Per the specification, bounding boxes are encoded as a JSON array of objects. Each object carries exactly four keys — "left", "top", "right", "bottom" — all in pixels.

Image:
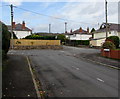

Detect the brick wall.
[{"left": 101, "top": 49, "right": 120, "bottom": 59}]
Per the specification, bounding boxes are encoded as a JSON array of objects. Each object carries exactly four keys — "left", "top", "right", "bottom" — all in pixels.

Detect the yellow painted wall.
[
  {"left": 11, "top": 39, "right": 61, "bottom": 46},
  {"left": 90, "top": 38, "right": 105, "bottom": 46},
  {"left": 90, "top": 40, "right": 97, "bottom": 46}
]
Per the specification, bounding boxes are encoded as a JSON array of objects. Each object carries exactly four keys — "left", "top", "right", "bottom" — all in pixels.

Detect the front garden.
[{"left": 101, "top": 36, "right": 120, "bottom": 60}]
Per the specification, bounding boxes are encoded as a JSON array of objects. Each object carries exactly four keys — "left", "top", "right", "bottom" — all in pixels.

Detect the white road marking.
[
  {"left": 76, "top": 68, "right": 80, "bottom": 70},
  {"left": 72, "top": 66, "right": 80, "bottom": 70},
  {"left": 97, "top": 78, "right": 104, "bottom": 82}
]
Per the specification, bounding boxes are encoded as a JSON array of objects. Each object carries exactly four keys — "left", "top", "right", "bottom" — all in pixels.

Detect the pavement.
[
  {"left": 63, "top": 46, "right": 120, "bottom": 69},
  {"left": 8, "top": 47, "right": 119, "bottom": 98},
  {"left": 2, "top": 55, "right": 37, "bottom": 98}
]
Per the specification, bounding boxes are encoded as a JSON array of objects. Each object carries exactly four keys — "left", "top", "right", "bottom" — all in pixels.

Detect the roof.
[
  {"left": 65, "top": 28, "right": 91, "bottom": 35},
  {"left": 7, "top": 23, "right": 32, "bottom": 31},
  {"left": 73, "top": 29, "right": 87, "bottom": 34},
  {"left": 94, "top": 23, "right": 120, "bottom": 33}
]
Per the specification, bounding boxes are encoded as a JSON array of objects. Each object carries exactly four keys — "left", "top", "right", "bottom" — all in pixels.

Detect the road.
[{"left": 8, "top": 46, "right": 119, "bottom": 97}]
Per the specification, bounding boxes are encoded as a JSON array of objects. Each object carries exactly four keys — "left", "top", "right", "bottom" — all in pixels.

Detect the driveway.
[{"left": 8, "top": 46, "right": 119, "bottom": 97}]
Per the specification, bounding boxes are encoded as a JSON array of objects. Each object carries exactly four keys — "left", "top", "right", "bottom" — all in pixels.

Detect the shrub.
[
  {"left": 106, "top": 36, "right": 119, "bottom": 48},
  {"left": 2, "top": 22, "right": 11, "bottom": 54},
  {"left": 102, "top": 41, "right": 116, "bottom": 49},
  {"left": 57, "top": 34, "right": 66, "bottom": 43}
]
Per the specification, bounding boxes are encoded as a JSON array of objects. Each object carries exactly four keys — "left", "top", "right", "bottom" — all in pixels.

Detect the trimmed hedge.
[
  {"left": 66, "top": 40, "right": 90, "bottom": 46},
  {"left": 25, "top": 34, "right": 56, "bottom": 40}
]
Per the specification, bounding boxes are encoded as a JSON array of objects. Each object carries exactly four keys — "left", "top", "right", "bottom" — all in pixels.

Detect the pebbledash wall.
[{"left": 10, "top": 39, "right": 61, "bottom": 49}]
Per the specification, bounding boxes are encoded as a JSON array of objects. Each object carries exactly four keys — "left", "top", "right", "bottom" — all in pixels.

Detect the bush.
[
  {"left": 106, "top": 36, "right": 119, "bottom": 48},
  {"left": 2, "top": 22, "right": 11, "bottom": 54},
  {"left": 102, "top": 41, "right": 116, "bottom": 49},
  {"left": 57, "top": 34, "right": 66, "bottom": 43}
]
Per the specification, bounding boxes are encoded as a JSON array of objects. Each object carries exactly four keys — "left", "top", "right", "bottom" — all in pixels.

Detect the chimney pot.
[
  {"left": 87, "top": 27, "right": 89, "bottom": 33},
  {"left": 22, "top": 21, "right": 26, "bottom": 29},
  {"left": 12, "top": 22, "right": 15, "bottom": 29},
  {"left": 79, "top": 27, "right": 82, "bottom": 32}
]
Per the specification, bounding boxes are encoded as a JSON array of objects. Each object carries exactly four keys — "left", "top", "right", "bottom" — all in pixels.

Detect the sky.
[{"left": 1, "top": 0, "right": 119, "bottom": 33}]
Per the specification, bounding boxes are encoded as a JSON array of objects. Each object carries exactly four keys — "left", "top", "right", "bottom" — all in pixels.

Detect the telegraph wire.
[
  {"left": 0, "top": 5, "right": 10, "bottom": 7},
  {"left": 13, "top": 6, "right": 99, "bottom": 26}
]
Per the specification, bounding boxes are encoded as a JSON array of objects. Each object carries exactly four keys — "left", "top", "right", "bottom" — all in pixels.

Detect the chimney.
[
  {"left": 79, "top": 27, "right": 82, "bottom": 32},
  {"left": 12, "top": 22, "right": 15, "bottom": 29},
  {"left": 87, "top": 27, "right": 89, "bottom": 33},
  {"left": 70, "top": 29, "right": 72, "bottom": 33},
  {"left": 22, "top": 21, "right": 26, "bottom": 29}
]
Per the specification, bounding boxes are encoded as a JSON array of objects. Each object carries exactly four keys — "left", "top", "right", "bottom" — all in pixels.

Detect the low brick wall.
[{"left": 101, "top": 49, "right": 120, "bottom": 59}]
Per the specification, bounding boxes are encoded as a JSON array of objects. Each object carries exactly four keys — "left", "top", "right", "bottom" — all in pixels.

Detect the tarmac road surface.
[{"left": 8, "top": 46, "right": 119, "bottom": 97}]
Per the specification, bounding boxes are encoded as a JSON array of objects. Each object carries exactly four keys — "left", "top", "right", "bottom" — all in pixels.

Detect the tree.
[
  {"left": 90, "top": 28, "right": 95, "bottom": 33},
  {"left": 13, "top": 32, "right": 18, "bottom": 39}
]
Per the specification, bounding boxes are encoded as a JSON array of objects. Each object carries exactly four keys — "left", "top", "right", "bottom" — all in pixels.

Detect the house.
[
  {"left": 7, "top": 21, "right": 32, "bottom": 39},
  {"left": 65, "top": 27, "right": 92, "bottom": 40},
  {"left": 90, "top": 23, "right": 120, "bottom": 47}
]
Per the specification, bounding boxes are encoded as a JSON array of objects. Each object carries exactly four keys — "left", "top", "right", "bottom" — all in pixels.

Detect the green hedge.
[
  {"left": 2, "top": 22, "right": 11, "bottom": 54},
  {"left": 25, "top": 34, "right": 56, "bottom": 40},
  {"left": 57, "top": 34, "right": 66, "bottom": 43},
  {"left": 66, "top": 40, "right": 90, "bottom": 46}
]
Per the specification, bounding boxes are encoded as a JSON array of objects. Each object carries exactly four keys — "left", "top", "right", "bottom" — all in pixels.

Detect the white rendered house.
[
  {"left": 65, "top": 27, "right": 92, "bottom": 40},
  {"left": 7, "top": 21, "right": 32, "bottom": 39},
  {"left": 90, "top": 23, "right": 120, "bottom": 46}
]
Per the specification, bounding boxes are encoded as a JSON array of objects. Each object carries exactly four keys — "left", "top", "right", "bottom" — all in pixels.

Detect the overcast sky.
[{"left": 1, "top": 0, "right": 119, "bottom": 33}]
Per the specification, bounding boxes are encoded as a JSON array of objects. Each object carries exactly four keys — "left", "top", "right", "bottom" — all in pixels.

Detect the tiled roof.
[
  {"left": 66, "top": 28, "right": 91, "bottom": 35},
  {"left": 7, "top": 23, "right": 31, "bottom": 31},
  {"left": 73, "top": 29, "right": 87, "bottom": 34},
  {"left": 94, "top": 23, "right": 120, "bottom": 33}
]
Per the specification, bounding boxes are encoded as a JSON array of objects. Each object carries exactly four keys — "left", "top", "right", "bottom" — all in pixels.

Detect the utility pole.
[
  {"left": 49, "top": 24, "right": 51, "bottom": 33},
  {"left": 105, "top": 0, "right": 108, "bottom": 38},
  {"left": 10, "top": 4, "right": 14, "bottom": 49},
  {"left": 65, "top": 22, "right": 67, "bottom": 33}
]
